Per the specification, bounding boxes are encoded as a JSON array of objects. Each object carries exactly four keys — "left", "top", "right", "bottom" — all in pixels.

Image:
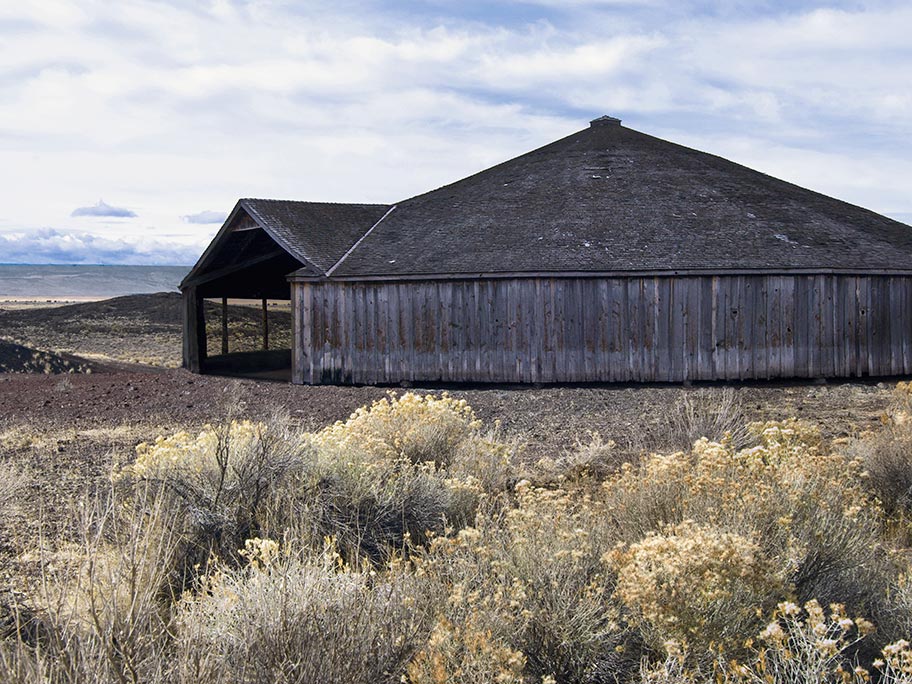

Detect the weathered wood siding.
[{"left": 291, "top": 275, "right": 912, "bottom": 384}]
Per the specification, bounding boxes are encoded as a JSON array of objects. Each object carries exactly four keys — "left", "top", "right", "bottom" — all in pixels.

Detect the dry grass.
[
  {"left": 2, "top": 389, "right": 912, "bottom": 683},
  {"left": 635, "top": 387, "right": 752, "bottom": 454},
  {"left": 176, "top": 545, "right": 436, "bottom": 684}
]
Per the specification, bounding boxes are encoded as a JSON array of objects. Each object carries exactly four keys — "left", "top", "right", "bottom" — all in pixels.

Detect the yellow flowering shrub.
[
  {"left": 238, "top": 537, "right": 282, "bottom": 570},
  {"left": 286, "top": 392, "right": 516, "bottom": 563},
  {"left": 118, "top": 418, "right": 306, "bottom": 584},
  {"left": 309, "top": 392, "right": 516, "bottom": 494},
  {"left": 877, "top": 638, "right": 912, "bottom": 683},
  {"left": 602, "top": 421, "right": 888, "bottom": 625},
  {"left": 406, "top": 614, "right": 526, "bottom": 684},
  {"left": 604, "top": 419, "right": 862, "bottom": 541},
  {"left": 607, "top": 520, "right": 785, "bottom": 658},
  {"left": 311, "top": 392, "right": 480, "bottom": 465},
  {"left": 416, "top": 481, "right": 634, "bottom": 683},
  {"left": 126, "top": 419, "right": 302, "bottom": 486}
]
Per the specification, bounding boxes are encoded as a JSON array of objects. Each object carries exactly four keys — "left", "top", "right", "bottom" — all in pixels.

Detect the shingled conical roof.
[{"left": 321, "top": 117, "right": 912, "bottom": 278}]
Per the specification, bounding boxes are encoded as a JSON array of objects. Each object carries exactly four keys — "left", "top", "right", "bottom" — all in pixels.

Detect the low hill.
[
  {"left": 0, "top": 293, "right": 291, "bottom": 368},
  {"left": 0, "top": 339, "right": 93, "bottom": 374}
]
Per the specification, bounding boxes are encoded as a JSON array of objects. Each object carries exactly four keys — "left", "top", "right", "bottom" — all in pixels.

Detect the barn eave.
[{"left": 286, "top": 266, "right": 912, "bottom": 284}]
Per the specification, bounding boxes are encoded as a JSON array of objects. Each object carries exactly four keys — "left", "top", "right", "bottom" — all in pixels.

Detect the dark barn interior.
[{"left": 181, "top": 214, "right": 301, "bottom": 378}]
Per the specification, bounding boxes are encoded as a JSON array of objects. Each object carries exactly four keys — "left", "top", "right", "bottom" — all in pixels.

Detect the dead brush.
[
  {"left": 635, "top": 387, "right": 752, "bottom": 454},
  {"left": 0, "top": 485, "right": 180, "bottom": 684},
  {"left": 175, "top": 543, "right": 438, "bottom": 684},
  {"left": 116, "top": 413, "right": 308, "bottom": 587}
]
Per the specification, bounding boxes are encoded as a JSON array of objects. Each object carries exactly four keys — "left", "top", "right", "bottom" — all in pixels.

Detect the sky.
[{"left": 1, "top": 0, "right": 910, "bottom": 265}]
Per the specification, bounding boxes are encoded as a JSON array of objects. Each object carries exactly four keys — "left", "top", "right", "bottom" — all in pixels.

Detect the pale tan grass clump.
[
  {"left": 176, "top": 541, "right": 436, "bottom": 684},
  {"left": 532, "top": 432, "right": 629, "bottom": 485},
  {"left": 0, "top": 487, "right": 179, "bottom": 683},
  {"left": 637, "top": 387, "right": 752, "bottom": 454}
]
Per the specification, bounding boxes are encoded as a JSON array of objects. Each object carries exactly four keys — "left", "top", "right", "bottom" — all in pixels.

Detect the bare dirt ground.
[{"left": 0, "top": 293, "right": 901, "bottom": 587}]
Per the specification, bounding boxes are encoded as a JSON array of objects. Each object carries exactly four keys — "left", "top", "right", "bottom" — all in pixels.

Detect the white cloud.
[
  {"left": 71, "top": 199, "right": 137, "bottom": 218},
  {"left": 0, "top": 228, "right": 201, "bottom": 265},
  {"left": 182, "top": 210, "right": 228, "bottom": 224}
]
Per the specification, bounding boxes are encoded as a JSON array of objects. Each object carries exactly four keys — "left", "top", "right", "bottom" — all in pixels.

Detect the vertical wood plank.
[
  {"left": 873, "top": 277, "right": 890, "bottom": 376},
  {"left": 779, "top": 277, "right": 795, "bottom": 378},
  {"left": 602, "top": 279, "right": 616, "bottom": 382},
  {"left": 792, "top": 277, "right": 807, "bottom": 378},
  {"left": 627, "top": 278, "right": 651, "bottom": 381},
  {"left": 714, "top": 276, "right": 728, "bottom": 379},
  {"left": 766, "top": 276, "right": 780, "bottom": 378},
  {"left": 900, "top": 276, "right": 912, "bottom": 375},
  {"left": 301, "top": 284, "right": 314, "bottom": 384},
  {"left": 524, "top": 280, "right": 536, "bottom": 383},
  {"left": 698, "top": 277, "right": 713, "bottom": 381},
  {"left": 641, "top": 278, "right": 655, "bottom": 382},
  {"left": 753, "top": 277, "right": 768, "bottom": 380},
  {"left": 666, "top": 278, "right": 680, "bottom": 382}
]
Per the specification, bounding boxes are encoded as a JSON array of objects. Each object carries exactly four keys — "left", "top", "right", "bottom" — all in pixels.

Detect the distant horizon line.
[{"left": 0, "top": 263, "right": 193, "bottom": 267}]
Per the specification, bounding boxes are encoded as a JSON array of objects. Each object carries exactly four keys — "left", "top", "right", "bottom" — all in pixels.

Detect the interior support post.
[
  {"left": 221, "top": 297, "right": 229, "bottom": 355},
  {"left": 196, "top": 291, "right": 208, "bottom": 367},
  {"left": 262, "top": 298, "right": 269, "bottom": 351}
]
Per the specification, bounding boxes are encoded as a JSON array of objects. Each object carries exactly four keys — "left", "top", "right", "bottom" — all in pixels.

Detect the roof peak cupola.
[{"left": 590, "top": 115, "right": 622, "bottom": 127}]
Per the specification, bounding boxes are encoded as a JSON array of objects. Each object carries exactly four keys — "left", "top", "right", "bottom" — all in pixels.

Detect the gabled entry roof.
[{"left": 181, "top": 199, "right": 390, "bottom": 287}]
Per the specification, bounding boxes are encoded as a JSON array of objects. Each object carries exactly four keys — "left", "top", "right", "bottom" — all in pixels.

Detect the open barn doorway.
[
  {"left": 199, "top": 297, "right": 292, "bottom": 381},
  {"left": 180, "top": 207, "right": 305, "bottom": 381}
]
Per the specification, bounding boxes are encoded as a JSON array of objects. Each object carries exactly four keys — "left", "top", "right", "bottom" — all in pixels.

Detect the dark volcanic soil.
[{"left": 0, "top": 368, "right": 894, "bottom": 448}]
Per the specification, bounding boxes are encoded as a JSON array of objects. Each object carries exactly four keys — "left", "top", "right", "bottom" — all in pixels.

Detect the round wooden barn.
[{"left": 180, "top": 116, "right": 912, "bottom": 385}]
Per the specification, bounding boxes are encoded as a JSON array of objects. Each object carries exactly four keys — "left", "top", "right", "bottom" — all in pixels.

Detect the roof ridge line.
[
  {"left": 242, "top": 197, "right": 390, "bottom": 208},
  {"left": 326, "top": 205, "right": 398, "bottom": 277}
]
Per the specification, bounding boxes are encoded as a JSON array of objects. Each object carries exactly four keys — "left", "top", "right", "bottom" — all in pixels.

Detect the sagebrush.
[{"left": 3, "top": 389, "right": 912, "bottom": 684}]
